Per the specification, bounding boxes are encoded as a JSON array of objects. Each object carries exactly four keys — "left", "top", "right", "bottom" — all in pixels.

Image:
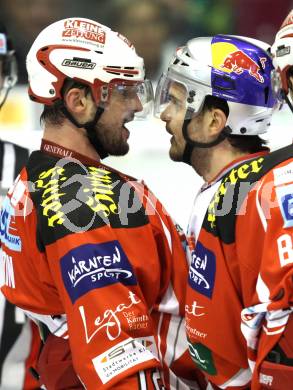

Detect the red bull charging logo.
[{"left": 212, "top": 41, "right": 266, "bottom": 83}]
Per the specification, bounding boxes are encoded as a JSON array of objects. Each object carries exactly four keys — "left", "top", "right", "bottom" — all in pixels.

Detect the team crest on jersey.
[
  {"left": 61, "top": 241, "right": 137, "bottom": 303},
  {"left": 276, "top": 184, "right": 293, "bottom": 228},
  {"left": 188, "top": 241, "right": 216, "bottom": 299}
]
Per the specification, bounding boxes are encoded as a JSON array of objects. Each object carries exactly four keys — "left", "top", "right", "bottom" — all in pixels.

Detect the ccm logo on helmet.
[{"left": 62, "top": 58, "right": 96, "bottom": 69}]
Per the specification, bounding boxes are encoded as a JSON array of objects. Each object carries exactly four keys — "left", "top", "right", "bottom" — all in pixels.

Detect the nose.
[
  {"left": 160, "top": 106, "right": 171, "bottom": 122},
  {"left": 133, "top": 94, "right": 143, "bottom": 113}
]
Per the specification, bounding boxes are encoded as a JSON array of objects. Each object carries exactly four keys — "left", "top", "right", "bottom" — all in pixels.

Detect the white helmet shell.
[
  {"left": 26, "top": 18, "right": 145, "bottom": 105},
  {"left": 271, "top": 10, "right": 293, "bottom": 95}
]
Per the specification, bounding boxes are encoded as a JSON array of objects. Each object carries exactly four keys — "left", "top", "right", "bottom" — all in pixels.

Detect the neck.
[
  {"left": 190, "top": 139, "right": 247, "bottom": 182},
  {"left": 43, "top": 119, "right": 100, "bottom": 160}
]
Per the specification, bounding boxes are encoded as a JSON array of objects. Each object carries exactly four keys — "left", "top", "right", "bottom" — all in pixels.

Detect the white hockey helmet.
[
  {"left": 271, "top": 10, "right": 293, "bottom": 100},
  {"left": 155, "top": 34, "right": 277, "bottom": 135},
  {"left": 26, "top": 17, "right": 153, "bottom": 117}
]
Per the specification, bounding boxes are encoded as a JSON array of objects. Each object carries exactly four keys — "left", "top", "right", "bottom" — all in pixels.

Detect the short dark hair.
[
  {"left": 202, "top": 95, "right": 267, "bottom": 154},
  {"left": 40, "top": 79, "right": 91, "bottom": 126}
]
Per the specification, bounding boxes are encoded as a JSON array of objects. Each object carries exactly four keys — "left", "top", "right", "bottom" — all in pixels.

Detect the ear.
[
  {"left": 64, "top": 88, "right": 88, "bottom": 114},
  {"left": 208, "top": 108, "right": 227, "bottom": 136}
]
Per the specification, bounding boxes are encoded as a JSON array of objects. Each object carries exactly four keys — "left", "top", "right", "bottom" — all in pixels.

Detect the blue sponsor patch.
[
  {"left": 188, "top": 241, "right": 216, "bottom": 299},
  {"left": 0, "top": 197, "right": 22, "bottom": 252},
  {"left": 60, "top": 241, "right": 137, "bottom": 303},
  {"left": 276, "top": 184, "right": 293, "bottom": 228}
]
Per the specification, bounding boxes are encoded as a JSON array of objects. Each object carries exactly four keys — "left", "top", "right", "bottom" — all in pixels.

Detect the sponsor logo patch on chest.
[
  {"left": 61, "top": 241, "right": 137, "bottom": 303},
  {"left": 188, "top": 241, "right": 216, "bottom": 299}
]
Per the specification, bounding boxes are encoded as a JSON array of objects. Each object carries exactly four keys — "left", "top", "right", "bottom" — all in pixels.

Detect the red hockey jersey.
[
  {"left": 1, "top": 141, "right": 201, "bottom": 389},
  {"left": 185, "top": 146, "right": 293, "bottom": 389}
]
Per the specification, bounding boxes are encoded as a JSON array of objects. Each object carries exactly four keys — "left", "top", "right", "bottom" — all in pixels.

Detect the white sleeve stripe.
[
  {"left": 263, "top": 325, "right": 286, "bottom": 335},
  {"left": 158, "top": 284, "right": 179, "bottom": 315},
  {"left": 256, "top": 274, "right": 270, "bottom": 303},
  {"left": 164, "top": 315, "right": 184, "bottom": 366},
  {"left": 2, "top": 143, "right": 15, "bottom": 189},
  {"left": 138, "top": 370, "right": 147, "bottom": 390},
  {"left": 156, "top": 313, "right": 164, "bottom": 365},
  {"left": 219, "top": 367, "right": 252, "bottom": 388},
  {"left": 256, "top": 179, "right": 267, "bottom": 232},
  {"left": 161, "top": 219, "right": 172, "bottom": 253}
]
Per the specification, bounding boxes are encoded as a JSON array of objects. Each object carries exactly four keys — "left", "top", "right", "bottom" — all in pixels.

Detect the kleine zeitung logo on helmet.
[{"left": 62, "top": 19, "right": 106, "bottom": 44}]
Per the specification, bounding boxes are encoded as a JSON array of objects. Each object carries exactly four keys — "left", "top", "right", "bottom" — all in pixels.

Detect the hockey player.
[
  {"left": 155, "top": 34, "right": 292, "bottom": 389},
  {"left": 0, "top": 21, "right": 40, "bottom": 389},
  {"left": 271, "top": 9, "right": 293, "bottom": 113},
  {"left": 0, "top": 18, "right": 204, "bottom": 390}
]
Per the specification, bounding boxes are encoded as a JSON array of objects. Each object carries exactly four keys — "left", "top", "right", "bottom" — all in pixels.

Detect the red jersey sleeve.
[{"left": 237, "top": 160, "right": 293, "bottom": 388}]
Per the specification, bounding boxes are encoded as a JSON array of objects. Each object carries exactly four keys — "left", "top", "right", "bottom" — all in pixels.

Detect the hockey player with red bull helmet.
[{"left": 155, "top": 34, "right": 292, "bottom": 389}]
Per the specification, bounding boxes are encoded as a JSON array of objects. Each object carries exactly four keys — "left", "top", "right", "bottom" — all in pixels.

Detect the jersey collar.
[
  {"left": 201, "top": 149, "right": 269, "bottom": 191},
  {"left": 41, "top": 139, "right": 101, "bottom": 166}
]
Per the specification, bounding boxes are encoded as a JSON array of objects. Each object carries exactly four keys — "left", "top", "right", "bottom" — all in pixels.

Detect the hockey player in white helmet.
[
  {"left": 0, "top": 17, "right": 204, "bottom": 390},
  {"left": 271, "top": 9, "right": 293, "bottom": 113},
  {"left": 155, "top": 34, "right": 292, "bottom": 389}
]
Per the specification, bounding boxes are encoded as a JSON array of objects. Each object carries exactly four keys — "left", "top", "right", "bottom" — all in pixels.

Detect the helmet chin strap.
[
  {"left": 281, "top": 89, "right": 293, "bottom": 114},
  {"left": 61, "top": 104, "right": 109, "bottom": 159},
  {"left": 181, "top": 112, "right": 229, "bottom": 165}
]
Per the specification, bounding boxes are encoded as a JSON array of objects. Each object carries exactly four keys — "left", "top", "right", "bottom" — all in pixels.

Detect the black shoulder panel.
[
  {"left": 27, "top": 152, "right": 149, "bottom": 248},
  {"left": 202, "top": 145, "right": 293, "bottom": 244}
]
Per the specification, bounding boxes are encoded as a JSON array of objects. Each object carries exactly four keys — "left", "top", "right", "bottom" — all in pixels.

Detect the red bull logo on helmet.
[{"left": 212, "top": 41, "right": 266, "bottom": 83}]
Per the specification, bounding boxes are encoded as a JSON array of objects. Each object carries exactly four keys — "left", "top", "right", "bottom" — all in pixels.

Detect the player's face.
[
  {"left": 160, "top": 81, "right": 211, "bottom": 162},
  {"left": 160, "top": 82, "right": 188, "bottom": 161},
  {"left": 94, "top": 85, "right": 143, "bottom": 156}
]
